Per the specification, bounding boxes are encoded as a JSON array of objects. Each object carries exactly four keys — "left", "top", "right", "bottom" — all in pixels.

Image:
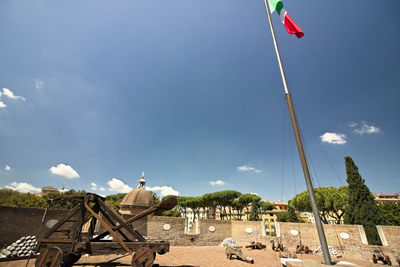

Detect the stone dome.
[
  {"left": 118, "top": 172, "right": 154, "bottom": 215},
  {"left": 120, "top": 188, "right": 154, "bottom": 208}
]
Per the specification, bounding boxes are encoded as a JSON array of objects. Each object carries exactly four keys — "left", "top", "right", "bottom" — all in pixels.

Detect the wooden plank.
[
  {"left": 43, "top": 204, "right": 81, "bottom": 239},
  {"left": 84, "top": 202, "right": 132, "bottom": 254},
  {"left": 71, "top": 199, "right": 87, "bottom": 242},
  {"left": 39, "top": 239, "right": 74, "bottom": 243},
  {"left": 89, "top": 241, "right": 169, "bottom": 256}
]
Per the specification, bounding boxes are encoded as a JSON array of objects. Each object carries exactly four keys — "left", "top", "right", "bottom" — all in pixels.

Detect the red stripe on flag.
[{"left": 283, "top": 13, "right": 304, "bottom": 38}]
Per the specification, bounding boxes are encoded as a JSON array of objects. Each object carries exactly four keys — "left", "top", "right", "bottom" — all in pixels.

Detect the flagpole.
[{"left": 262, "top": 0, "right": 333, "bottom": 265}]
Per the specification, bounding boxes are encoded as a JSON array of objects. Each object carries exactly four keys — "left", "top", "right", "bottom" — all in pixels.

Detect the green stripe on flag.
[{"left": 269, "top": 0, "right": 284, "bottom": 15}]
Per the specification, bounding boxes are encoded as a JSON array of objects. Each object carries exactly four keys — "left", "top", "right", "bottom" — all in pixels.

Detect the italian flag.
[{"left": 268, "top": 0, "right": 304, "bottom": 38}]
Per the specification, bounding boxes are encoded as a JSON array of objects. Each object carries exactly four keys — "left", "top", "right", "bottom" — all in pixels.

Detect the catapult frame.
[{"left": 35, "top": 193, "right": 176, "bottom": 267}]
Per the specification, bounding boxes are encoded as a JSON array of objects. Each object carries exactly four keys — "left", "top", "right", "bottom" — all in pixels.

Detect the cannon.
[
  {"left": 35, "top": 193, "right": 177, "bottom": 267},
  {"left": 271, "top": 240, "right": 284, "bottom": 252},
  {"left": 245, "top": 241, "right": 266, "bottom": 250},
  {"left": 295, "top": 244, "right": 312, "bottom": 254},
  {"left": 371, "top": 249, "right": 392, "bottom": 265},
  {"left": 223, "top": 244, "right": 254, "bottom": 264}
]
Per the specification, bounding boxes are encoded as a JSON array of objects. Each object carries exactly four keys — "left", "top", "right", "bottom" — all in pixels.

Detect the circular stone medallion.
[
  {"left": 208, "top": 226, "right": 215, "bottom": 232},
  {"left": 46, "top": 219, "right": 59, "bottom": 229},
  {"left": 246, "top": 227, "right": 253, "bottom": 234},
  {"left": 339, "top": 232, "right": 350, "bottom": 240},
  {"left": 162, "top": 224, "right": 171, "bottom": 231},
  {"left": 290, "top": 229, "right": 299, "bottom": 236}
]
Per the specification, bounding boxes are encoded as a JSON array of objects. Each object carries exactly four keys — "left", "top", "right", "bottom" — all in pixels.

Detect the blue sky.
[{"left": 0, "top": 0, "right": 399, "bottom": 201}]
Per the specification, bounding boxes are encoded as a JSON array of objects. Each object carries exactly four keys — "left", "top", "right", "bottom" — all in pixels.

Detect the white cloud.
[
  {"left": 209, "top": 179, "right": 226, "bottom": 186},
  {"left": 35, "top": 79, "right": 44, "bottom": 90},
  {"left": 90, "top": 182, "right": 97, "bottom": 189},
  {"left": 4, "top": 165, "right": 11, "bottom": 171},
  {"left": 320, "top": 132, "right": 347, "bottom": 144},
  {"left": 59, "top": 187, "right": 68, "bottom": 193},
  {"left": 90, "top": 182, "right": 105, "bottom": 192},
  {"left": 146, "top": 186, "right": 179, "bottom": 197},
  {"left": 0, "top": 101, "right": 6, "bottom": 108},
  {"left": 250, "top": 192, "right": 259, "bottom": 196},
  {"left": 107, "top": 178, "right": 132, "bottom": 193},
  {"left": 348, "top": 122, "right": 357, "bottom": 128},
  {"left": 237, "top": 165, "right": 262, "bottom": 173},
  {"left": 353, "top": 122, "right": 381, "bottom": 135},
  {"left": 49, "top": 164, "right": 80, "bottom": 179},
  {"left": 2, "top": 88, "right": 26, "bottom": 101},
  {"left": 5, "top": 182, "right": 41, "bottom": 193}
]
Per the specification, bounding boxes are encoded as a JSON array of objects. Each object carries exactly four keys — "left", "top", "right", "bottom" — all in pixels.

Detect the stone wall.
[
  {"left": 277, "top": 223, "right": 368, "bottom": 258},
  {"left": 232, "top": 221, "right": 266, "bottom": 245},
  {"left": 1, "top": 206, "right": 399, "bottom": 263},
  {"left": 379, "top": 225, "right": 400, "bottom": 252},
  {"left": 197, "top": 219, "right": 231, "bottom": 246},
  {"left": 277, "top": 222, "right": 400, "bottom": 261},
  {"left": 0, "top": 206, "right": 69, "bottom": 248},
  {"left": 147, "top": 216, "right": 186, "bottom": 245}
]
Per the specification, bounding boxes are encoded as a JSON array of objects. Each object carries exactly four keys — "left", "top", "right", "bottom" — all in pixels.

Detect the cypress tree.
[
  {"left": 344, "top": 156, "right": 386, "bottom": 245},
  {"left": 287, "top": 202, "right": 299, "bottom": 222},
  {"left": 249, "top": 201, "right": 261, "bottom": 221}
]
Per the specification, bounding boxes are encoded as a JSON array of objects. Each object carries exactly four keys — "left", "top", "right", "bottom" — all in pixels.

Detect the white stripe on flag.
[{"left": 279, "top": 8, "right": 287, "bottom": 24}]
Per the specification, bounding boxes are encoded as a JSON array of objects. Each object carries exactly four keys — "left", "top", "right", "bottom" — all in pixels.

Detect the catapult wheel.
[
  {"left": 131, "top": 247, "right": 155, "bottom": 267},
  {"left": 371, "top": 254, "right": 377, "bottom": 263},
  {"left": 385, "top": 255, "right": 392, "bottom": 266},
  {"left": 35, "top": 247, "right": 63, "bottom": 267}
]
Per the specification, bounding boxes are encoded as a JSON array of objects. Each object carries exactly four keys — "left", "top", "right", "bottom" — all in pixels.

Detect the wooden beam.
[
  {"left": 84, "top": 202, "right": 132, "bottom": 254},
  {"left": 98, "top": 198, "right": 146, "bottom": 242}
]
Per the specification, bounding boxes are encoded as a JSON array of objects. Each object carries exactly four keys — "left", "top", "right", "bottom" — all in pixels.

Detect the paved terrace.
[{"left": 1, "top": 246, "right": 388, "bottom": 267}]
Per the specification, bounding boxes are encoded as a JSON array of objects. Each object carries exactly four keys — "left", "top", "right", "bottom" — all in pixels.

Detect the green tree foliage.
[
  {"left": 378, "top": 202, "right": 400, "bottom": 226},
  {"left": 290, "top": 186, "right": 348, "bottom": 224},
  {"left": 105, "top": 193, "right": 127, "bottom": 211},
  {"left": 238, "top": 193, "right": 261, "bottom": 220},
  {"left": 232, "top": 199, "right": 246, "bottom": 220},
  {"left": 259, "top": 201, "right": 274, "bottom": 213},
  {"left": 42, "top": 190, "right": 87, "bottom": 210},
  {"left": 160, "top": 208, "right": 182, "bottom": 217},
  {"left": 177, "top": 196, "right": 190, "bottom": 217},
  {"left": 150, "top": 191, "right": 160, "bottom": 204},
  {"left": 248, "top": 201, "right": 261, "bottom": 221},
  {"left": 0, "top": 188, "right": 88, "bottom": 210},
  {"left": 0, "top": 188, "right": 46, "bottom": 208},
  {"left": 249, "top": 201, "right": 274, "bottom": 221},
  {"left": 344, "top": 156, "right": 386, "bottom": 245},
  {"left": 276, "top": 201, "right": 304, "bottom": 223},
  {"left": 287, "top": 201, "right": 298, "bottom": 222},
  {"left": 276, "top": 212, "right": 288, "bottom": 222},
  {"left": 179, "top": 196, "right": 199, "bottom": 219},
  {"left": 243, "top": 194, "right": 263, "bottom": 221},
  {"left": 202, "top": 192, "right": 219, "bottom": 219},
  {"left": 213, "top": 190, "right": 241, "bottom": 220}
]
